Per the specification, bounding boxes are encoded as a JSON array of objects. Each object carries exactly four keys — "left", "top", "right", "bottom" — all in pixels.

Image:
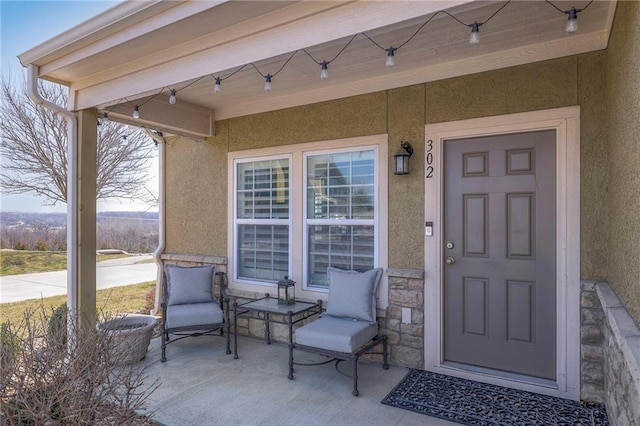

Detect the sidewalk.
[{"left": 0, "top": 255, "right": 157, "bottom": 303}]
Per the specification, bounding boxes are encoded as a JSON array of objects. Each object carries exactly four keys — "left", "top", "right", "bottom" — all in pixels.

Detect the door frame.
[{"left": 424, "top": 106, "right": 580, "bottom": 400}]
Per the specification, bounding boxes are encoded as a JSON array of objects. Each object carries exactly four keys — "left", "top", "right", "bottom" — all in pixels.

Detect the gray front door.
[{"left": 443, "top": 130, "right": 557, "bottom": 380}]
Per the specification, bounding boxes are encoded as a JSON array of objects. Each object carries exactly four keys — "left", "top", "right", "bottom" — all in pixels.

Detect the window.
[
  {"left": 305, "top": 149, "right": 376, "bottom": 288},
  {"left": 235, "top": 158, "right": 290, "bottom": 283},
  {"left": 230, "top": 135, "right": 387, "bottom": 300}
]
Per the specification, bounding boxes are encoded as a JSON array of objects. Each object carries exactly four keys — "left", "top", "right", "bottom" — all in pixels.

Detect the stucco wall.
[
  {"left": 578, "top": 51, "right": 609, "bottom": 280},
  {"left": 165, "top": 52, "right": 610, "bottom": 282},
  {"left": 605, "top": 0, "right": 640, "bottom": 324},
  {"left": 164, "top": 126, "right": 228, "bottom": 255}
]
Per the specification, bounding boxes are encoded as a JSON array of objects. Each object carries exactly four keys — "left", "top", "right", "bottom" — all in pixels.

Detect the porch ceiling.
[{"left": 19, "top": 0, "right": 616, "bottom": 137}]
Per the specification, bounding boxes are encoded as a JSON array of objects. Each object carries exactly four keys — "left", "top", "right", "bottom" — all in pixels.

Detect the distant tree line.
[{"left": 0, "top": 213, "right": 159, "bottom": 253}]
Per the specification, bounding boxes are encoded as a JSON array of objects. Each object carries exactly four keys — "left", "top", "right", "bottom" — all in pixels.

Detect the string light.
[
  {"left": 105, "top": 1, "right": 595, "bottom": 116},
  {"left": 264, "top": 74, "right": 272, "bottom": 92},
  {"left": 102, "top": 112, "right": 108, "bottom": 123},
  {"left": 469, "top": 21, "right": 481, "bottom": 45},
  {"left": 320, "top": 61, "right": 329, "bottom": 80},
  {"left": 566, "top": 7, "right": 578, "bottom": 32},
  {"left": 385, "top": 47, "right": 396, "bottom": 68}
]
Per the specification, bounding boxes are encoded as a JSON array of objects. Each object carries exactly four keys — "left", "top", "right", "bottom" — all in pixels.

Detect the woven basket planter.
[{"left": 98, "top": 314, "right": 157, "bottom": 365}]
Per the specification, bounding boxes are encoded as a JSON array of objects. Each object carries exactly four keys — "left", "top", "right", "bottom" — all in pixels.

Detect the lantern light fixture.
[
  {"left": 277, "top": 275, "right": 296, "bottom": 305},
  {"left": 169, "top": 89, "right": 177, "bottom": 104},
  {"left": 132, "top": 105, "right": 140, "bottom": 119},
  {"left": 394, "top": 141, "right": 414, "bottom": 175},
  {"left": 214, "top": 77, "right": 221, "bottom": 94}
]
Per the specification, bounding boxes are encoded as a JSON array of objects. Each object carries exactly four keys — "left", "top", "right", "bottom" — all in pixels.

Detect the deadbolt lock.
[{"left": 446, "top": 241, "right": 454, "bottom": 250}]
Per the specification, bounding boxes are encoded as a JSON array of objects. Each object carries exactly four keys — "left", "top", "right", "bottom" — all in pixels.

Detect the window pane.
[
  {"left": 238, "top": 224, "right": 288, "bottom": 282},
  {"left": 237, "top": 159, "right": 289, "bottom": 219},
  {"left": 307, "top": 225, "right": 374, "bottom": 287},
  {"left": 307, "top": 151, "right": 374, "bottom": 220}
]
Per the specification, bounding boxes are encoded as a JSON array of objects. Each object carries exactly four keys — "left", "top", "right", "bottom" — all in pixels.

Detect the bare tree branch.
[{"left": 1, "top": 77, "right": 155, "bottom": 206}]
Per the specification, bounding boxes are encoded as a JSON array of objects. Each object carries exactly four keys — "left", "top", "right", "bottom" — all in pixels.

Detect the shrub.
[
  {"left": 47, "top": 303, "right": 67, "bottom": 347},
  {"left": 1, "top": 306, "right": 159, "bottom": 425},
  {"left": 141, "top": 285, "right": 156, "bottom": 314},
  {"left": 34, "top": 240, "right": 50, "bottom": 251},
  {"left": 12, "top": 241, "right": 27, "bottom": 251},
  {"left": 1, "top": 322, "right": 21, "bottom": 391}
]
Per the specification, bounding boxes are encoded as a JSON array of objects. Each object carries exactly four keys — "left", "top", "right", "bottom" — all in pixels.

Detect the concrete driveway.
[{"left": 0, "top": 255, "right": 157, "bottom": 303}]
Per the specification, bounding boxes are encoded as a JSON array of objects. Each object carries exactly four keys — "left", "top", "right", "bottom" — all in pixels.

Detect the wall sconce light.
[{"left": 394, "top": 141, "right": 414, "bottom": 175}]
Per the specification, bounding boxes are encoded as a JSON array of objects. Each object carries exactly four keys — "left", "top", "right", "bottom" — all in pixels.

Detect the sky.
[{"left": 1, "top": 0, "right": 159, "bottom": 213}]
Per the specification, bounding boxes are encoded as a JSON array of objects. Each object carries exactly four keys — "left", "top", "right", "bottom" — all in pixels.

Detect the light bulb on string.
[
  {"left": 133, "top": 105, "right": 140, "bottom": 119},
  {"left": 169, "top": 89, "right": 177, "bottom": 104},
  {"left": 213, "top": 77, "right": 221, "bottom": 94},
  {"left": 469, "top": 21, "right": 480, "bottom": 45},
  {"left": 320, "top": 61, "right": 329, "bottom": 80},
  {"left": 566, "top": 7, "right": 578, "bottom": 33},
  {"left": 102, "top": 112, "right": 108, "bottom": 124},
  {"left": 385, "top": 47, "right": 396, "bottom": 68},
  {"left": 264, "top": 74, "right": 272, "bottom": 92}
]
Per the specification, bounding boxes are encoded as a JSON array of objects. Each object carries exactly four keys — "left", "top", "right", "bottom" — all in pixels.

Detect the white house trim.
[{"left": 424, "top": 106, "right": 581, "bottom": 400}]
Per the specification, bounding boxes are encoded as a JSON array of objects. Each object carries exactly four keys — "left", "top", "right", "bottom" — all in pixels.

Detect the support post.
[{"left": 74, "top": 109, "right": 97, "bottom": 330}]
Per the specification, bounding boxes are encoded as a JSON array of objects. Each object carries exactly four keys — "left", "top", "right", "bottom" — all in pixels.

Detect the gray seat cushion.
[
  {"left": 165, "top": 302, "right": 223, "bottom": 329},
  {"left": 295, "top": 315, "right": 378, "bottom": 353}
]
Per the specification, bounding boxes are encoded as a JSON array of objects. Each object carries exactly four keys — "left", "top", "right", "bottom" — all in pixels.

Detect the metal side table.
[{"left": 233, "top": 294, "right": 322, "bottom": 359}]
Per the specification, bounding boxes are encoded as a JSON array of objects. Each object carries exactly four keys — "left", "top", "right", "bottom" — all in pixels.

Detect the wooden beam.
[{"left": 106, "top": 95, "right": 215, "bottom": 139}]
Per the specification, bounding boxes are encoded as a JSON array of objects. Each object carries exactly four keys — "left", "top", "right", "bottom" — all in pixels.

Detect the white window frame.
[
  {"left": 302, "top": 146, "right": 379, "bottom": 291},
  {"left": 228, "top": 134, "right": 389, "bottom": 308},
  {"left": 232, "top": 154, "right": 293, "bottom": 287}
]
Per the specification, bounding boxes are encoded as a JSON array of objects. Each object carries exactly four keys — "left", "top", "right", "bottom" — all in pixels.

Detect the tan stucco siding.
[
  {"left": 578, "top": 51, "right": 609, "bottom": 280},
  {"left": 387, "top": 85, "right": 426, "bottom": 269},
  {"left": 606, "top": 1, "right": 640, "bottom": 323},
  {"left": 226, "top": 92, "right": 387, "bottom": 151},
  {"left": 425, "top": 56, "right": 578, "bottom": 124},
  {"left": 165, "top": 123, "right": 229, "bottom": 255}
]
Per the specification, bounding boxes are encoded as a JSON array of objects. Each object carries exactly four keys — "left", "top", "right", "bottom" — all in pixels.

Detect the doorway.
[{"left": 424, "top": 107, "right": 580, "bottom": 399}]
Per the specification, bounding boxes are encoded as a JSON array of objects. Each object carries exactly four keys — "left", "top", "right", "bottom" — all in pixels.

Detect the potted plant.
[{"left": 98, "top": 314, "right": 157, "bottom": 365}]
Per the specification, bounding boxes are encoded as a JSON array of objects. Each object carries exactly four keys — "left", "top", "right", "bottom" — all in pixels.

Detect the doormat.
[{"left": 381, "top": 369, "right": 609, "bottom": 425}]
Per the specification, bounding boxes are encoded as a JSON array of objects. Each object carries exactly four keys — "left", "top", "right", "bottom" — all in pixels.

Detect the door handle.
[{"left": 445, "top": 256, "right": 456, "bottom": 265}]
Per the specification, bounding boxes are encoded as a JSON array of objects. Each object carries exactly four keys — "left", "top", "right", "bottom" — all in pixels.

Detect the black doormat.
[{"left": 382, "top": 369, "right": 609, "bottom": 425}]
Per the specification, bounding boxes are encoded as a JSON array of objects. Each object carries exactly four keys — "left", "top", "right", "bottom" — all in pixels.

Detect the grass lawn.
[
  {"left": 0, "top": 281, "right": 156, "bottom": 327},
  {"left": 0, "top": 250, "right": 139, "bottom": 276}
]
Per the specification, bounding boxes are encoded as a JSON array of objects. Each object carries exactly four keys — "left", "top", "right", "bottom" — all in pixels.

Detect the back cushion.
[
  {"left": 165, "top": 264, "right": 215, "bottom": 306},
  {"left": 325, "top": 267, "right": 383, "bottom": 323}
]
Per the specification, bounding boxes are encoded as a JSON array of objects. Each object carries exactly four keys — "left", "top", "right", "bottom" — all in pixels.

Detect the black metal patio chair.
[
  {"left": 288, "top": 267, "right": 388, "bottom": 396},
  {"left": 161, "top": 264, "right": 231, "bottom": 362}
]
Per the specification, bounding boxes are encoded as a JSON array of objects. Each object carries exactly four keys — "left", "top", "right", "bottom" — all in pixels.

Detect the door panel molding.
[{"left": 424, "top": 106, "right": 580, "bottom": 400}]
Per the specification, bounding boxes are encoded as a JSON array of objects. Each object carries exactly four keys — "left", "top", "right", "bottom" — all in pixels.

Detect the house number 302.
[{"left": 426, "top": 139, "right": 434, "bottom": 178}]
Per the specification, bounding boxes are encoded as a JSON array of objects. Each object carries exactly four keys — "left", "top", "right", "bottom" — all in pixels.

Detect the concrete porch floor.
[{"left": 140, "top": 334, "right": 454, "bottom": 425}]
